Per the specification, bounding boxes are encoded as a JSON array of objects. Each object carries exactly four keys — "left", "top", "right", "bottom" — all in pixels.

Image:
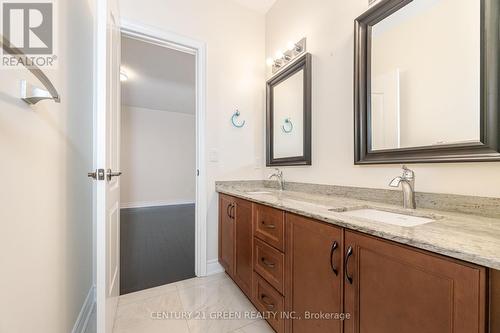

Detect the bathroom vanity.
[
  {"left": 235, "top": 3, "right": 500, "bottom": 330},
  {"left": 216, "top": 181, "right": 500, "bottom": 333}
]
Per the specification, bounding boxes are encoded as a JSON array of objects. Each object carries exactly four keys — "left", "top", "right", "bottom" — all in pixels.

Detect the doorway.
[{"left": 118, "top": 24, "right": 207, "bottom": 294}]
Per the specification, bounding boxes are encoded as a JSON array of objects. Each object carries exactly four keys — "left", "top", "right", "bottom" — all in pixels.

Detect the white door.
[
  {"left": 95, "top": 0, "right": 121, "bottom": 332},
  {"left": 371, "top": 69, "right": 401, "bottom": 150}
]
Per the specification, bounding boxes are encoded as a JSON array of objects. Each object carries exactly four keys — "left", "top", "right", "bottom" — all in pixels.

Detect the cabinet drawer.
[
  {"left": 254, "top": 204, "right": 285, "bottom": 251},
  {"left": 254, "top": 238, "right": 285, "bottom": 294},
  {"left": 254, "top": 273, "right": 285, "bottom": 333}
]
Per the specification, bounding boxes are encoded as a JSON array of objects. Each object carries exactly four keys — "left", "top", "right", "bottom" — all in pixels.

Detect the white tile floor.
[{"left": 85, "top": 273, "right": 274, "bottom": 333}]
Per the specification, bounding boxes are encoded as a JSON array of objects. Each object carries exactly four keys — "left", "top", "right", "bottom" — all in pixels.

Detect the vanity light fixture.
[
  {"left": 267, "top": 38, "right": 307, "bottom": 74},
  {"left": 120, "top": 70, "right": 129, "bottom": 82},
  {"left": 287, "top": 41, "right": 303, "bottom": 53}
]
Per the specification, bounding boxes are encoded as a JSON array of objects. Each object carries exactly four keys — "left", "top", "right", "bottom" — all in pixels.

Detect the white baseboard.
[
  {"left": 72, "top": 285, "right": 95, "bottom": 333},
  {"left": 120, "top": 200, "right": 195, "bottom": 209},
  {"left": 206, "top": 259, "right": 224, "bottom": 275}
]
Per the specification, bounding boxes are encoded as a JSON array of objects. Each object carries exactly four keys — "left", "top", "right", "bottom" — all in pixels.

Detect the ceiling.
[
  {"left": 231, "top": 0, "right": 277, "bottom": 13},
  {"left": 121, "top": 36, "right": 195, "bottom": 114}
]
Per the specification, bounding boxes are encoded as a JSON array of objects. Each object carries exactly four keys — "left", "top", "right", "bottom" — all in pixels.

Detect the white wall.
[
  {"left": 0, "top": 0, "right": 95, "bottom": 332},
  {"left": 119, "top": 0, "right": 265, "bottom": 261},
  {"left": 120, "top": 105, "right": 196, "bottom": 207},
  {"left": 265, "top": 0, "right": 500, "bottom": 198}
]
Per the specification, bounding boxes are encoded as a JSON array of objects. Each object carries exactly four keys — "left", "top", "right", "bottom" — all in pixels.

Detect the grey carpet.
[{"left": 120, "top": 204, "right": 195, "bottom": 295}]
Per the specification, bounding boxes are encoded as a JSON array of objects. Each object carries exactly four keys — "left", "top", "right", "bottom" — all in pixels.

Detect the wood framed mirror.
[
  {"left": 267, "top": 53, "right": 312, "bottom": 166},
  {"left": 354, "top": 0, "right": 500, "bottom": 164}
]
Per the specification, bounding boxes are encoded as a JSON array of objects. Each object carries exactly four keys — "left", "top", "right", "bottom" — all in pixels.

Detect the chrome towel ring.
[
  {"left": 282, "top": 118, "right": 293, "bottom": 133},
  {"left": 231, "top": 110, "right": 246, "bottom": 128}
]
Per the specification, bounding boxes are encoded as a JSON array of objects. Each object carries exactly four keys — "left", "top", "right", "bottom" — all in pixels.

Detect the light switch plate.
[
  {"left": 254, "top": 156, "right": 262, "bottom": 169},
  {"left": 209, "top": 149, "right": 219, "bottom": 162}
]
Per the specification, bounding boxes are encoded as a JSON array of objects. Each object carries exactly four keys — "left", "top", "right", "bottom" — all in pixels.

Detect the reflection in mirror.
[
  {"left": 370, "top": 0, "right": 481, "bottom": 151},
  {"left": 266, "top": 53, "right": 311, "bottom": 166},
  {"left": 273, "top": 69, "right": 304, "bottom": 159}
]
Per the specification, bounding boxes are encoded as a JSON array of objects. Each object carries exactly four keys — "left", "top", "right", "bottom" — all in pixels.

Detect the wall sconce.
[
  {"left": 267, "top": 38, "right": 307, "bottom": 75},
  {"left": 287, "top": 41, "right": 303, "bottom": 53},
  {"left": 120, "top": 71, "right": 129, "bottom": 82}
]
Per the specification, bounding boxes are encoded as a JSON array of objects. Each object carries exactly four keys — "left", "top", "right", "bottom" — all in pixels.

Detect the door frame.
[
  {"left": 119, "top": 19, "right": 208, "bottom": 277},
  {"left": 120, "top": 19, "right": 208, "bottom": 277},
  {"left": 93, "top": 18, "right": 208, "bottom": 285}
]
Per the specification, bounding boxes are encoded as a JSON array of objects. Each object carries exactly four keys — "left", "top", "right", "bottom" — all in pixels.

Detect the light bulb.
[
  {"left": 275, "top": 50, "right": 284, "bottom": 59},
  {"left": 287, "top": 41, "right": 296, "bottom": 51},
  {"left": 266, "top": 58, "right": 274, "bottom": 66},
  {"left": 120, "top": 71, "right": 128, "bottom": 82}
]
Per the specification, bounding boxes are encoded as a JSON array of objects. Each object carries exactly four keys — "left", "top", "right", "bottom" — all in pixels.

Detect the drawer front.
[
  {"left": 254, "top": 238, "right": 285, "bottom": 294},
  {"left": 254, "top": 273, "right": 285, "bottom": 333},
  {"left": 254, "top": 204, "right": 285, "bottom": 251}
]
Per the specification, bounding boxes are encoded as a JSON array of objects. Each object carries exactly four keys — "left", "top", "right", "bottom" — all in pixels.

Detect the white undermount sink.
[
  {"left": 339, "top": 209, "right": 435, "bottom": 227},
  {"left": 246, "top": 191, "right": 273, "bottom": 195}
]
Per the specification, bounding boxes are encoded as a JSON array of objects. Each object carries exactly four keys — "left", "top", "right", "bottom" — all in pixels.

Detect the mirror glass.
[
  {"left": 370, "top": 0, "right": 481, "bottom": 151},
  {"left": 273, "top": 69, "right": 304, "bottom": 159}
]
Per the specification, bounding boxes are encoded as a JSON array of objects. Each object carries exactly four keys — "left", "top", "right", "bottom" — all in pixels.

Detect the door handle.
[
  {"left": 261, "top": 221, "right": 276, "bottom": 229},
  {"left": 345, "top": 246, "right": 354, "bottom": 284},
  {"left": 106, "top": 169, "right": 122, "bottom": 181},
  {"left": 330, "top": 241, "right": 338, "bottom": 276},
  {"left": 87, "top": 169, "right": 105, "bottom": 180},
  {"left": 229, "top": 204, "right": 235, "bottom": 219},
  {"left": 227, "top": 204, "right": 231, "bottom": 219},
  {"left": 260, "top": 257, "right": 275, "bottom": 268},
  {"left": 260, "top": 294, "right": 275, "bottom": 310}
]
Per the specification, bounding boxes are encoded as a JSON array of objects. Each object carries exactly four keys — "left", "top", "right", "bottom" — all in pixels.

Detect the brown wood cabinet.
[
  {"left": 219, "top": 195, "right": 254, "bottom": 298},
  {"left": 344, "top": 230, "right": 487, "bottom": 333},
  {"left": 218, "top": 195, "right": 490, "bottom": 333},
  {"left": 254, "top": 203, "right": 285, "bottom": 252},
  {"left": 255, "top": 237, "right": 285, "bottom": 294},
  {"left": 219, "top": 194, "right": 235, "bottom": 276},
  {"left": 286, "top": 213, "right": 343, "bottom": 333},
  {"left": 233, "top": 198, "right": 253, "bottom": 298},
  {"left": 254, "top": 273, "right": 286, "bottom": 333},
  {"left": 251, "top": 203, "right": 287, "bottom": 333}
]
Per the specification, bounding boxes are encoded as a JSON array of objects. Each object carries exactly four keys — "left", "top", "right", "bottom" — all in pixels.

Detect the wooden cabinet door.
[
  {"left": 233, "top": 198, "right": 253, "bottom": 297},
  {"left": 286, "top": 213, "right": 343, "bottom": 333},
  {"left": 344, "top": 230, "right": 487, "bottom": 333},
  {"left": 219, "top": 195, "right": 235, "bottom": 276}
]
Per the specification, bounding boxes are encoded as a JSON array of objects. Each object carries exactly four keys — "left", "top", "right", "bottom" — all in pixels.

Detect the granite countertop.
[{"left": 216, "top": 181, "right": 500, "bottom": 270}]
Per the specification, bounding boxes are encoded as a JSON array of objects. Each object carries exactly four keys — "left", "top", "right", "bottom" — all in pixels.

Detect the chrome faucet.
[
  {"left": 268, "top": 168, "right": 285, "bottom": 191},
  {"left": 389, "top": 165, "right": 416, "bottom": 209}
]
